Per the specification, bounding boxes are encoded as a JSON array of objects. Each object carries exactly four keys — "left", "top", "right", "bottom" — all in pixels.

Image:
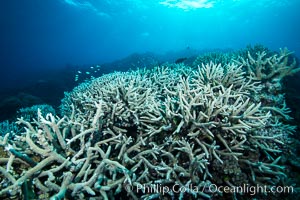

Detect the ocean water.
[{"left": 0, "top": 0, "right": 300, "bottom": 199}]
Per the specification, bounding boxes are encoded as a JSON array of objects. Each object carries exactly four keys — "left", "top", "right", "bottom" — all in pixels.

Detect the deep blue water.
[{"left": 0, "top": 0, "right": 300, "bottom": 119}]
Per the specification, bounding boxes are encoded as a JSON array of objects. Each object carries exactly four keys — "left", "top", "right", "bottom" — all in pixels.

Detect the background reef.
[{"left": 1, "top": 45, "right": 300, "bottom": 199}]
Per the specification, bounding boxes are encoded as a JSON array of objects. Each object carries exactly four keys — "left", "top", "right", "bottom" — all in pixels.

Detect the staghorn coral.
[
  {"left": 192, "top": 51, "right": 236, "bottom": 67},
  {"left": 0, "top": 48, "right": 299, "bottom": 199},
  {"left": 0, "top": 120, "right": 20, "bottom": 137},
  {"left": 234, "top": 47, "right": 299, "bottom": 81},
  {"left": 17, "top": 104, "right": 56, "bottom": 122}
]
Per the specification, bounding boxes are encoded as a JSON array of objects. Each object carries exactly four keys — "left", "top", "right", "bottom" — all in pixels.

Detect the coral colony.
[{"left": 0, "top": 46, "right": 299, "bottom": 199}]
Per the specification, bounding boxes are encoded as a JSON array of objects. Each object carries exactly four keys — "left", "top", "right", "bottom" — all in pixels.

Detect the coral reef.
[
  {"left": 0, "top": 120, "right": 20, "bottom": 137},
  {"left": 16, "top": 104, "right": 56, "bottom": 122},
  {"left": 234, "top": 47, "right": 299, "bottom": 81},
  {"left": 0, "top": 47, "right": 299, "bottom": 199}
]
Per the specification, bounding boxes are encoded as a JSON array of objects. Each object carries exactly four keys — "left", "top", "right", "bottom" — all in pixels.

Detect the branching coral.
[
  {"left": 0, "top": 47, "right": 299, "bottom": 199},
  {"left": 234, "top": 47, "right": 299, "bottom": 81}
]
